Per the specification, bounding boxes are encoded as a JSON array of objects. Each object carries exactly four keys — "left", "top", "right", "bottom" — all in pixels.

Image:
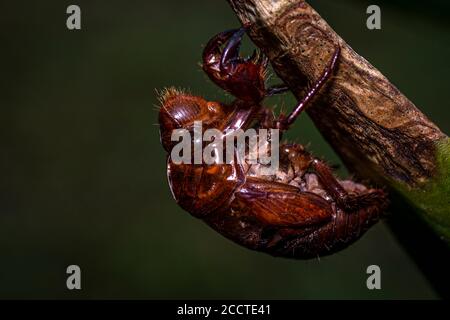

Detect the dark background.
[{"left": 1, "top": 0, "right": 449, "bottom": 299}]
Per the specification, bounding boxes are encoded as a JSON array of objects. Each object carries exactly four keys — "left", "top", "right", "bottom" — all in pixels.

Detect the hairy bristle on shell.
[{"left": 156, "top": 87, "right": 188, "bottom": 106}]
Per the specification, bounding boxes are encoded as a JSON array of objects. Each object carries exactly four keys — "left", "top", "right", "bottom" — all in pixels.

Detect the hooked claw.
[{"left": 202, "top": 26, "right": 269, "bottom": 102}]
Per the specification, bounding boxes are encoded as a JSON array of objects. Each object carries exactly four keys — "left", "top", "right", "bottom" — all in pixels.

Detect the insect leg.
[
  {"left": 274, "top": 46, "right": 340, "bottom": 131},
  {"left": 202, "top": 29, "right": 237, "bottom": 69},
  {"left": 311, "top": 159, "right": 386, "bottom": 211},
  {"left": 220, "top": 27, "right": 246, "bottom": 72},
  {"left": 265, "top": 84, "right": 290, "bottom": 97}
]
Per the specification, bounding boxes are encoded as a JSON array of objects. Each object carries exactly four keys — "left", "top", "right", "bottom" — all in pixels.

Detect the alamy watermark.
[
  {"left": 170, "top": 121, "right": 280, "bottom": 175},
  {"left": 66, "top": 5, "right": 81, "bottom": 30},
  {"left": 66, "top": 265, "right": 81, "bottom": 290},
  {"left": 367, "top": 5, "right": 381, "bottom": 30},
  {"left": 366, "top": 265, "right": 381, "bottom": 290}
]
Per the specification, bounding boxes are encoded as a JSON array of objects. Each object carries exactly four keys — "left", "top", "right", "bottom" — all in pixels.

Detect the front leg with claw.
[{"left": 202, "top": 26, "right": 289, "bottom": 103}]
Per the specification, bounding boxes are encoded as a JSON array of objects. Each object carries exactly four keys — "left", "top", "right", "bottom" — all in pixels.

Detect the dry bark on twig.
[{"left": 227, "top": 0, "right": 446, "bottom": 187}]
